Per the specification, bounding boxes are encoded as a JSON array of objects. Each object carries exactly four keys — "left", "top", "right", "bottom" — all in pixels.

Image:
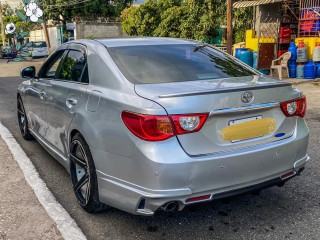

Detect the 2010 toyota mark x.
[{"left": 17, "top": 38, "right": 309, "bottom": 215}]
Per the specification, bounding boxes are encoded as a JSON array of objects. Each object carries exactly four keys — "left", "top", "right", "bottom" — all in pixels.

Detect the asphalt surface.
[{"left": 0, "top": 76, "right": 320, "bottom": 240}]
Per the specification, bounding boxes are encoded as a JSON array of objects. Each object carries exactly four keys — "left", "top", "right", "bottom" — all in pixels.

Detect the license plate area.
[
  {"left": 220, "top": 115, "right": 276, "bottom": 142},
  {"left": 229, "top": 115, "right": 262, "bottom": 126}
]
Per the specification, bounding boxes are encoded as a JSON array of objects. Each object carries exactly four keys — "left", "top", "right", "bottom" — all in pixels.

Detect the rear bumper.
[{"left": 94, "top": 118, "right": 309, "bottom": 216}]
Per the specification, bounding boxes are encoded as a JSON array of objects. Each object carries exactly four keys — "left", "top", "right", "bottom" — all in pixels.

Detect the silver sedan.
[{"left": 17, "top": 38, "right": 309, "bottom": 216}]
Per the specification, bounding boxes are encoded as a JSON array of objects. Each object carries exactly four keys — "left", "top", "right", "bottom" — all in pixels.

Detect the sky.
[
  {"left": 2, "top": 0, "right": 20, "bottom": 9},
  {"left": 133, "top": 0, "right": 146, "bottom": 5}
]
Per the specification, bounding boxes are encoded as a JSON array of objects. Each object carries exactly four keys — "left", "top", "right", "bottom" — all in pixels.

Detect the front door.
[
  {"left": 27, "top": 50, "right": 65, "bottom": 138},
  {"left": 44, "top": 46, "right": 89, "bottom": 156}
]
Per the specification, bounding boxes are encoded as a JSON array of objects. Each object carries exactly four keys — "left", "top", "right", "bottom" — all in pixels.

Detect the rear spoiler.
[{"left": 158, "top": 82, "right": 292, "bottom": 98}]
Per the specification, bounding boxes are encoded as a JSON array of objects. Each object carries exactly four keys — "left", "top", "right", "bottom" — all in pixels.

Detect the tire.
[
  {"left": 17, "top": 97, "right": 34, "bottom": 141},
  {"left": 70, "top": 133, "right": 107, "bottom": 213}
]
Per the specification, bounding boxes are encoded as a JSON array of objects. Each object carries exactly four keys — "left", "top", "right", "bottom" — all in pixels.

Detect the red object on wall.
[
  {"left": 278, "top": 50, "right": 288, "bottom": 58},
  {"left": 279, "top": 27, "right": 292, "bottom": 38},
  {"left": 279, "top": 38, "right": 291, "bottom": 44},
  {"left": 300, "top": 11, "right": 316, "bottom": 32}
]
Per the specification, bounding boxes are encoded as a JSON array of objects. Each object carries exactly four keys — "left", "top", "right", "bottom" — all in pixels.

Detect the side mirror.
[{"left": 21, "top": 66, "right": 36, "bottom": 79}]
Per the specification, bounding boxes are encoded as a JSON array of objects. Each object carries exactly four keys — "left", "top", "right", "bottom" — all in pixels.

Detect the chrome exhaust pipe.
[{"left": 161, "top": 201, "right": 178, "bottom": 212}]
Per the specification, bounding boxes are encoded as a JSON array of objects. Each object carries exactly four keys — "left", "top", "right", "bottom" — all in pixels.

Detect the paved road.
[{"left": 0, "top": 76, "right": 320, "bottom": 240}]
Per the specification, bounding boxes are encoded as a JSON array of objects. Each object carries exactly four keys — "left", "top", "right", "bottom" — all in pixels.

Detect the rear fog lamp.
[
  {"left": 185, "top": 194, "right": 211, "bottom": 203},
  {"left": 280, "top": 171, "right": 296, "bottom": 180}
]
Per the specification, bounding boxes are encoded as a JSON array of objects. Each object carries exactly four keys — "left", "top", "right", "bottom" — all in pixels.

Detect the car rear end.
[
  {"left": 31, "top": 41, "right": 49, "bottom": 58},
  {"left": 99, "top": 40, "right": 309, "bottom": 215}
]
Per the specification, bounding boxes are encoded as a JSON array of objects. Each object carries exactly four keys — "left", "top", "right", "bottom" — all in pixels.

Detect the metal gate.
[{"left": 257, "top": 16, "right": 279, "bottom": 69}]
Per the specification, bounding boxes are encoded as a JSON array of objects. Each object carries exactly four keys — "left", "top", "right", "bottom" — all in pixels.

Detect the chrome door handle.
[
  {"left": 66, "top": 98, "right": 78, "bottom": 106},
  {"left": 39, "top": 91, "right": 46, "bottom": 100}
]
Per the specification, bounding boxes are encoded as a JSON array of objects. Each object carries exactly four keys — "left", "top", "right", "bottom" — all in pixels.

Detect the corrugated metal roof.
[{"left": 233, "top": 0, "right": 283, "bottom": 8}]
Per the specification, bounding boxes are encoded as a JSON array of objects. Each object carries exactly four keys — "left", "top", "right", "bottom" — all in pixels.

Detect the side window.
[
  {"left": 59, "top": 50, "right": 87, "bottom": 82},
  {"left": 42, "top": 51, "right": 65, "bottom": 78}
]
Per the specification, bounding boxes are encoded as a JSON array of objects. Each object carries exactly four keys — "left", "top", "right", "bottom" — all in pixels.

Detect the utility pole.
[
  {"left": 0, "top": 1, "right": 6, "bottom": 47},
  {"left": 227, "top": 0, "right": 233, "bottom": 55}
]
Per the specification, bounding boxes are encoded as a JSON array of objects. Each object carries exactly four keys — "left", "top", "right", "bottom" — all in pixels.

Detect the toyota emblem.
[{"left": 241, "top": 91, "right": 254, "bottom": 104}]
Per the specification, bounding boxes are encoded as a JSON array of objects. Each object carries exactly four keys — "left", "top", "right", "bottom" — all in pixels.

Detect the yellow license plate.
[{"left": 220, "top": 117, "right": 277, "bottom": 142}]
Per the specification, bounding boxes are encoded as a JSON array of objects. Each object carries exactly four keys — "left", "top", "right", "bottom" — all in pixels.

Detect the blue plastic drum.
[
  {"left": 237, "top": 49, "right": 253, "bottom": 67},
  {"left": 304, "top": 60, "right": 315, "bottom": 79}
]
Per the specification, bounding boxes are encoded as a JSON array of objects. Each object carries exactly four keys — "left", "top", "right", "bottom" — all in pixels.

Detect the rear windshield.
[
  {"left": 32, "top": 42, "right": 47, "bottom": 48},
  {"left": 107, "top": 44, "right": 256, "bottom": 84}
]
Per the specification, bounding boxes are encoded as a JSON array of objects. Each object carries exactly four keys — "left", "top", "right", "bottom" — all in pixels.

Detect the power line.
[{"left": 45, "top": 0, "right": 91, "bottom": 9}]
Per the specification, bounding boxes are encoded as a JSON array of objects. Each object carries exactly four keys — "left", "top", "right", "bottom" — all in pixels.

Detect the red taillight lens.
[
  {"left": 121, "top": 111, "right": 208, "bottom": 141},
  {"left": 170, "top": 114, "right": 208, "bottom": 135},
  {"left": 121, "top": 111, "right": 174, "bottom": 141},
  {"left": 280, "top": 96, "right": 306, "bottom": 118}
]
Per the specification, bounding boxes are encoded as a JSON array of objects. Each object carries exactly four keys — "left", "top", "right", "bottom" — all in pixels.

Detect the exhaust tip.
[{"left": 161, "top": 201, "right": 178, "bottom": 212}]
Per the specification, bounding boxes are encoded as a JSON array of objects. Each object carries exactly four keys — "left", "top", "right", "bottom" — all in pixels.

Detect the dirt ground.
[
  {"left": 293, "top": 82, "right": 320, "bottom": 117},
  {"left": 0, "top": 59, "right": 44, "bottom": 77},
  {"left": 0, "top": 137, "right": 63, "bottom": 240}
]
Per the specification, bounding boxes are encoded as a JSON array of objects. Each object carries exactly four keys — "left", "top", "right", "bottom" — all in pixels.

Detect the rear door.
[{"left": 44, "top": 44, "right": 89, "bottom": 155}]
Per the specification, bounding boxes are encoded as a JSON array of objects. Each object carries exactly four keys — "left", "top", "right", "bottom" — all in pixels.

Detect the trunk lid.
[{"left": 135, "top": 76, "right": 302, "bottom": 156}]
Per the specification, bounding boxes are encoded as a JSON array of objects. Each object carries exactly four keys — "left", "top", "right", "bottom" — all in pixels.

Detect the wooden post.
[
  {"left": 227, "top": 0, "right": 233, "bottom": 55},
  {"left": 42, "top": 17, "right": 51, "bottom": 49},
  {"left": 0, "top": 3, "right": 6, "bottom": 47},
  {"left": 39, "top": 2, "right": 50, "bottom": 49}
]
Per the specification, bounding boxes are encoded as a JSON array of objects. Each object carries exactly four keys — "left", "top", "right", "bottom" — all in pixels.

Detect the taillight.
[
  {"left": 121, "top": 111, "right": 208, "bottom": 141},
  {"left": 170, "top": 114, "right": 208, "bottom": 135},
  {"left": 280, "top": 96, "right": 306, "bottom": 118},
  {"left": 121, "top": 111, "right": 174, "bottom": 141}
]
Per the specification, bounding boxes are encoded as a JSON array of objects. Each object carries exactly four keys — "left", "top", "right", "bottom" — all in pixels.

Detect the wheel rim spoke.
[
  {"left": 74, "top": 174, "right": 89, "bottom": 193},
  {"left": 17, "top": 109, "right": 24, "bottom": 116},
  {"left": 70, "top": 140, "right": 91, "bottom": 205},
  {"left": 85, "top": 179, "right": 90, "bottom": 202},
  {"left": 70, "top": 153, "right": 87, "bottom": 169}
]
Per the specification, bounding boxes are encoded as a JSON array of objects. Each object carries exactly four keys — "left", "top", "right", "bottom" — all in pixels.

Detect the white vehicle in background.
[{"left": 30, "top": 41, "right": 49, "bottom": 59}]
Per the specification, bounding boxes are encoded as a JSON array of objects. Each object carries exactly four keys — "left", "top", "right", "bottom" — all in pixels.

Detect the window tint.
[
  {"left": 59, "top": 50, "right": 86, "bottom": 82},
  {"left": 43, "top": 51, "right": 64, "bottom": 78},
  {"left": 108, "top": 44, "right": 256, "bottom": 84},
  {"left": 32, "top": 41, "right": 47, "bottom": 48}
]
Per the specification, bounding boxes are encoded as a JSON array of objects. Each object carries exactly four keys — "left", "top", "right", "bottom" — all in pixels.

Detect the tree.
[
  {"left": 233, "top": 6, "right": 253, "bottom": 43},
  {"left": 42, "top": 0, "right": 133, "bottom": 23},
  {"left": 122, "top": 0, "right": 226, "bottom": 41},
  {"left": 122, "top": 0, "right": 160, "bottom": 36}
]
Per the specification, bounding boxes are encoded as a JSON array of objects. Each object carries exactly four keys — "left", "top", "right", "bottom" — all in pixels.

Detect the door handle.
[
  {"left": 39, "top": 91, "right": 46, "bottom": 100},
  {"left": 66, "top": 98, "right": 78, "bottom": 106}
]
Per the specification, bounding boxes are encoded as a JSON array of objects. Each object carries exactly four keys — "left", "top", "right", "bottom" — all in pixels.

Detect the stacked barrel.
[
  {"left": 288, "top": 40, "right": 318, "bottom": 79},
  {"left": 314, "top": 42, "right": 320, "bottom": 78}
]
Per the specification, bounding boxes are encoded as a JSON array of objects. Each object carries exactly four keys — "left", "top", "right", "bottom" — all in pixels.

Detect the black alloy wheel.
[
  {"left": 70, "top": 133, "right": 107, "bottom": 213},
  {"left": 17, "top": 97, "right": 34, "bottom": 140}
]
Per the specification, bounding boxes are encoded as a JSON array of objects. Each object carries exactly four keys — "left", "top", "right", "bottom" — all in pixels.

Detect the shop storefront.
[{"left": 234, "top": 0, "right": 320, "bottom": 78}]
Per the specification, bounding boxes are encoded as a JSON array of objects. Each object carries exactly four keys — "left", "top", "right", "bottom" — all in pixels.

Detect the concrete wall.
[
  {"left": 29, "top": 29, "right": 45, "bottom": 42},
  {"left": 74, "top": 22, "right": 127, "bottom": 40}
]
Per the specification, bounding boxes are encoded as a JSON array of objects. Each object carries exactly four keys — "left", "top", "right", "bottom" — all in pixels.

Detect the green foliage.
[
  {"left": 122, "top": 0, "right": 226, "bottom": 41},
  {"left": 233, "top": 6, "right": 253, "bottom": 43},
  {"left": 42, "top": 0, "right": 133, "bottom": 23},
  {"left": 86, "top": 35, "right": 96, "bottom": 40},
  {"left": 122, "top": 0, "right": 160, "bottom": 36},
  {"left": 15, "top": 9, "right": 27, "bottom": 21},
  {"left": 2, "top": 5, "right": 33, "bottom": 41}
]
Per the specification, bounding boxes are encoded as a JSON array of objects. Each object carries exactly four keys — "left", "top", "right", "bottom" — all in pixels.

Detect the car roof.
[{"left": 95, "top": 37, "right": 198, "bottom": 48}]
